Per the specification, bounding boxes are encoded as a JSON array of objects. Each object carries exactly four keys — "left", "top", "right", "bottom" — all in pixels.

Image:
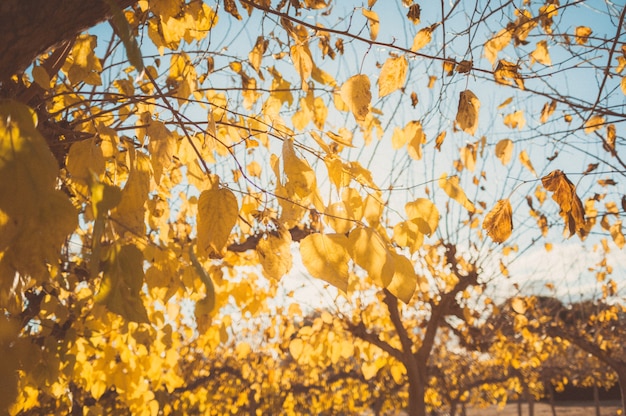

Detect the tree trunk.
[
  {"left": 547, "top": 383, "right": 557, "bottom": 416},
  {"left": 618, "top": 369, "right": 626, "bottom": 415},
  {"left": 593, "top": 384, "right": 600, "bottom": 416},
  {"left": 0, "top": 0, "right": 137, "bottom": 83},
  {"left": 406, "top": 365, "right": 427, "bottom": 416}
]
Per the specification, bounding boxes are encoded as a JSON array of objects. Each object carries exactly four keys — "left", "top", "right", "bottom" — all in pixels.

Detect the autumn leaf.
[
  {"left": 494, "top": 60, "right": 524, "bottom": 89},
  {"left": 257, "top": 228, "right": 293, "bottom": 280},
  {"left": 291, "top": 44, "right": 314, "bottom": 90},
  {"left": 349, "top": 227, "right": 394, "bottom": 288},
  {"left": 483, "top": 199, "right": 513, "bottom": 243},
  {"left": 386, "top": 252, "right": 417, "bottom": 303},
  {"left": 406, "top": 4, "right": 420, "bottom": 24},
  {"left": 584, "top": 115, "right": 605, "bottom": 134},
  {"left": 484, "top": 28, "right": 512, "bottom": 66},
  {"left": 495, "top": 139, "right": 514, "bottom": 165},
  {"left": 95, "top": 243, "right": 150, "bottom": 323},
  {"left": 540, "top": 100, "right": 557, "bottom": 123},
  {"left": 575, "top": 26, "right": 592, "bottom": 45},
  {"left": 503, "top": 110, "right": 525, "bottom": 130},
  {"left": 519, "top": 150, "right": 537, "bottom": 177},
  {"left": 411, "top": 24, "right": 437, "bottom": 51},
  {"left": 530, "top": 40, "right": 551, "bottom": 66},
  {"left": 405, "top": 198, "right": 439, "bottom": 236},
  {"left": 406, "top": 120, "right": 426, "bottom": 160},
  {"left": 378, "top": 56, "right": 408, "bottom": 97},
  {"left": 197, "top": 187, "right": 239, "bottom": 256},
  {"left": 300, "top": 233, "right": 351, "bottom": 292},
  {"left": 455, "top": 90, "right": 480, "bottom": 135},
  {"left": 439, "top": 173, "right": 476, "bottom": 213},
  {"left": 541, "top": 170, "right": 586, "bottom": 237},
  {"left": 340, "top": 74, "right": 371, "bottom": 121},
  {"left": 362, "top": 9, "right": 379, "bottom": 40}
]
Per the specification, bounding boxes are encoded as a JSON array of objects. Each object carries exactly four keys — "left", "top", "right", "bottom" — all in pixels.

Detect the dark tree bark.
[{"left": 0, "top": 0, "right": 137, "bottom": 83}]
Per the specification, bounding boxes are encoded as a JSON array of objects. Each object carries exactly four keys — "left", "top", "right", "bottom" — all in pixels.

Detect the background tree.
[{"left": 1, "top": 0, "right": 625, "bottom": 415}]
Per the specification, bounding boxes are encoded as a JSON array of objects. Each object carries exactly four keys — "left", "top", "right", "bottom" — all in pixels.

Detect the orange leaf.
[
  {"left": 541, "top": 170, "right": 586, "bottom": 237},
  {"left": 455, "top": 90, "right": 480, "bottom": 135},
  {"left": 483, "top": 199, "right": 513, "bottom": 243}
]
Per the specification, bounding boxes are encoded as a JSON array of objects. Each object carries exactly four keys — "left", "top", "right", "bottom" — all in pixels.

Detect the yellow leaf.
[
  {"left": 326, "top": 129, "right": 354, "bottom": 148},
  {"left": 621, "top": 76, "right": 626, "bottom": 95},
  {"left": 495, "top": 139, "right": 514, "bottom": 165},
  {"left": 455, "top": 90, "right": 480, "bottom": 135},
  {"left": 0, "top": 101, "right": 77, "bottom": 281},
  {"left": 391, "top": 127, "right": 406, "bottom": 149},
  {"left": 494, "top": 60, "right": 524, "bottom": 89},
  {"left": 427, "top": 75, "right": 436, "bottom": 89},
  {"left": 482, "top": 199, "right": 513, "bottom": 243},
  {"left": 405, "top": 198, "right": 439, "bottom": 236},
  {"left": 291, "top": 44, "right": 314, "bottom": 90},
  {"left": 340, "top": 74, "right": 371, "bottom": 121},
  {"left": 503, "top": 110, "right": 526, "bottom": 130},
  {"left": 530, "top": 40, "right": 551, "bottom": 66},
  {"left": 299, "top": 233, "right": 350, "bottom": 292},
  {"left": 289, "top": 338, "right": 304, "bottom": 360},
  {"left": 95, "top": 243, "right": 149, "bottom": 323},
  {"left": 519, "top": 150, "right": 537, "bottom": 177},
  {"left": 386, "top": 252, "right": 417, "bottom": 303},
  {"left": 610, "top": 221, "right": 625, "bottom": 249},
  {"left": 246, "top": 161, "right": 262, "bottom": 177},
  {"left": 224, "top": 0, "right": 241, "bottom": 19},
  {"left": 66, "top": 138, "right": 106, "bottom": 192},
  {"left": 393, "top": 219, "right": 424, "bottom": 254},
  {"left": 362, "top": 9, "right": 379, "bottom": 40},
  {"left": 325, "top": 202, "right": 354, "bottom": 234},
  {"left": 460, "top": 144, "right": 476, "bottom": 172},
  {"left": 541, "top": 170, "right": 586, "bottom": 237},
  {"left": 584, "top": 115, "right": 605, "bottom": 134},
  {"left": 257, "top": 228, "right": 293, "bottom": 279},
  {"left": 378, "top": 56, "right": 408, "bottom": 97},
  {"left": 111, "top": 150, "right": 151, "bottom": 236},
  {"left": 498, "top": 97, "right": 513, "bottom": 109},
  {"left": 249, "top": 36, "right": 268, "bottom": 73},
  {"left": 484, "top": 28, "right": 512, "bottom": 66},
  {"left": 349, "top": 227, "right": 394, "bottom": 288},
  {"left": 510, "top": 297, "right": 527, "bottom": 314},
  {"left": 540, "top": 100, "right": 556, "bottom": 123},
  {"left": 405, "top": 120, "right": 426, "bottom": 160},
  {"left": 439, "top": 173, "right": 476, "bottom": 212},
  {"left": 411, "top": 24, "right": 436, "bottom": 51},
  {"left": 283, "top": 138, "right": 317, "bottom": 199},
  {"left": 575, "top": 26, "right": 592, "bottom": 45},
  {"left": 362, "top": 361, "right": 378, "bottom": 380},
  {"left": 197, "top": 187, "right": 239, "bottom": 255},
  {"left": 63, "top": 34, "right": 103, "bottom": 85},
  {"left": 434, "top": 131, "right": 446, "bottom": 151}
]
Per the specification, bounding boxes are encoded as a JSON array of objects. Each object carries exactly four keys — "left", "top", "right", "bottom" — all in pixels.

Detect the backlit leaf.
[
  {"left": 439, "top": 173, "right": 476, "bottom": 213},
  {"left": 362, "top": 9, "right": 379, "bottom": 40},
  {"left": 575, "top": 26, "right": 592, "bottom": 45},
  {"left": 483, "top": 199, "right": 513, "bottom": 243},
  {"left": 519, "top": 150, "right": 537, "bottom": 177},
  {"left": 386, "top": 252, "right": 417, "bottom": 303},
  {"left": 530, "top": 40, "right": 551, "bottom": 66},
  {"left": 291, "top": 44, "right": 314, "bottom": 90},
  {"left": 349, "top": 227, "right": 394, "bottom": 288},
  {"left": 300, "top": 233, "right": 350, "bottom": 292},
  {"left": 197, "top": 187, "right": 239, "bottom": 256},
  {"left": 455, "top": 90, "right": 480, "bottom": 135},
  {"left": 340, "top": 74, "right": 371, "bottom": 121},
  {"left": 411, "top": 24, "right": 436, "bottom": 51},
  {"left": 484, "top": 28, "right": 512, "bottom": 66},
  {"left": 495, "top": 139, "right": 513, "bottom": 165},
  {"left": 584, "top": 115, "right": 604, "bottom": 134},
  {"left": 405, "top": 120, "right": 426, "bottom": 160},
  {"left": 503, "top": 110, "right": 525, "bottom": 130},
  {"left": 378, "top": 56, "right": 408, "bottom": 97},
  {"left": 257, "top": 228, "right": 293, "bottom": 280},
  {"left": 541, "top": 170, "right": 586, "bottom": 237},
  {"left": 405, "top": 198, "right": 439, "bottom": 236}
]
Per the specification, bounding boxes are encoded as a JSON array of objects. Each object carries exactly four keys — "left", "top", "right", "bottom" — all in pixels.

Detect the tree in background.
[{"left": 0, "top": 0, "right": 625, "bottom": 415}]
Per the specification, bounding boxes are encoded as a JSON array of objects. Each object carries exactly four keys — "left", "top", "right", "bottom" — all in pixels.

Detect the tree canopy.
[{"left": 0, "top": 0, "right": 625, "bottom": 415}]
